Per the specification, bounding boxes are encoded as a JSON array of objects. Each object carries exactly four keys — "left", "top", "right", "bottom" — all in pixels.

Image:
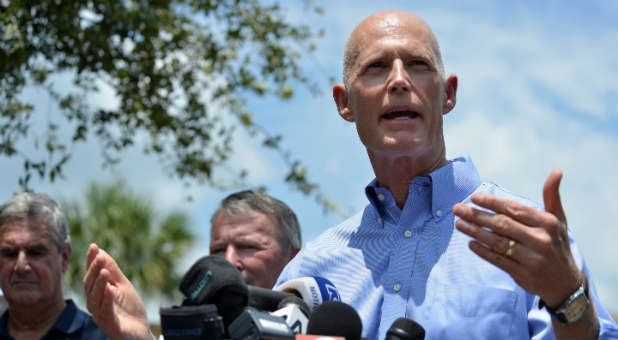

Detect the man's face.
[
  {"left": 209, "top": 210, "right": 292, "bottom": 289},
  {"left": 335, "top": 12, "right": 456, "bottom": 162},
  {"left": 0, "top": 219, "right": 70, "bottom": 308}
]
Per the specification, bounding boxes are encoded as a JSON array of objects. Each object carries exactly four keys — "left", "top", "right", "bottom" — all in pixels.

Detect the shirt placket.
[{"left": 379, "top": 184, "right": 429, "bottom": 337}]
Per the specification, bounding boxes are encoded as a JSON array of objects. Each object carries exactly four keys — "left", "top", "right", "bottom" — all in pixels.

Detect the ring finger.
[{"left": 456, "top": 219, "right": 521, "bottom": 261}]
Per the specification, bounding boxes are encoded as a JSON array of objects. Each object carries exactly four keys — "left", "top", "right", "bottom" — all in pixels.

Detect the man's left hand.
[{"left": 452, "top": 170, "right": 583, "bottom": 307}]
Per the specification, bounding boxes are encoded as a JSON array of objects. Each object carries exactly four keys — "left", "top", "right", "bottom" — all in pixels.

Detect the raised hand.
[
  {"left": 452, "top": 170, "right": 583, "bottom": 306},
  {"left": 83, "top": 243, "right": 154, "bottom": 340}
]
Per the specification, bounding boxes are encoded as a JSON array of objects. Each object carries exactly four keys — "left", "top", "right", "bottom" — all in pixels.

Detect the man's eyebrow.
[
  {"left": 233, "top": 234, "right": 260, "bottom": 240},
  {"left": 0, "top": 241, "right": 19, "bottom": 249},
  {"left": 209, "top": 240, "right": 226, "bottom": 246},
  {"left": 358, "top": 49, "right": 388, "bottom": 61},
  {"left": 26, "top": 244, "right": 48, "bottom": 251},
  {"left": 0, "top": 242, "right": 48, "bottom": 251}
]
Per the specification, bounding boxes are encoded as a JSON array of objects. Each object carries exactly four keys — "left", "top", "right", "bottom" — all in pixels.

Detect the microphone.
[
  {"left": 227, "top": 306, "right": 294, "bottom": 340},
  {"left": 306, "top": 301, "right": 362, "bottom": 340},
  {"left": 178, "top": 255, "right": 248, "bottom": 329},
  {"left": 177, "top": 256, "right": 315, "bottom": 339},
  {"left": 228, "top": 291, "right": 311, "bottom": 338},
  {"left": 160, "top": 255, "right": 246, "bottom": 339},
  {"left": 275, "top": 277, "right": 341, "bottom": 311},
  {"left": 248, "top": 285, "right": 298, "bottom": 312},
  {"left": 271, "top": 295, "right": 310, "bottom": 334},
  {"left": 159, "top": 304, "right": 224, "bottom": 340},
  {"left": 385, "top": 318, "right": 425, "bottom": 340}
]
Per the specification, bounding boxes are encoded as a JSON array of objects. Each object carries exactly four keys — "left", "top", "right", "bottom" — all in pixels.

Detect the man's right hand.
[{"left": 83, "top": 243, "right": 154, "bottom": 340}]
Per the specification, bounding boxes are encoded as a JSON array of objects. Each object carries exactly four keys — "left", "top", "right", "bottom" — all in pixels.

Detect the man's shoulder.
[
  {"left": 303, "top": 206, "right": 380, "bottom": 250},
  {"left": 51, "top": 299, "right": 108, "bottom": 339},
  {"left": 277, "top": 206, "right": 373, "bottom": 283},
  {"left": 0, "top": 308, "right": 8, "bottom": 338}
]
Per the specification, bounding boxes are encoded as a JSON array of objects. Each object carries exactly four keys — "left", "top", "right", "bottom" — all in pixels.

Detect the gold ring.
[{"left": 505, "top": 239, "right": 516, "bottom": 257}]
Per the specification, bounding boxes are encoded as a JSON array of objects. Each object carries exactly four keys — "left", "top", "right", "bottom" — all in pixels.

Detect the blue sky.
[{"left": 1, "top": 1, "right": 616, "bottom": 317}]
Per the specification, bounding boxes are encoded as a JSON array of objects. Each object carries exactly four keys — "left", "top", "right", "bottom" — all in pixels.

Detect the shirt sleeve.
[
  {"left": 529, "top": 233, "right": 617, "bottom": 339},
  {"left": 572, "top": 241, "right": 618, "bottom": 339}
]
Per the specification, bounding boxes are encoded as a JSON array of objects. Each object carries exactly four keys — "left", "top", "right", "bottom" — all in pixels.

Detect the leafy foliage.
[
  {"left": 1, "top": 0, "right": 334, "bottom": 210},
  {"left": 63, "top": 180, "right": 194, "bottom": 299}
]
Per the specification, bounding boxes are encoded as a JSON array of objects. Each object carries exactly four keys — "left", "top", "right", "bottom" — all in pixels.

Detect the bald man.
[
  {"left": 80, "top": 10, "right": 616, "bottom": 340},
  {"left": 277, "top": 10, "right": 616, "bottom": 339}
]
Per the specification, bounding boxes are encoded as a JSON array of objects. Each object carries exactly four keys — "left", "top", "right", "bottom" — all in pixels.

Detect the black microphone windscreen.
[
  {"left": 178, "top": 256, "right": 248, "bottom": 330},
  {"left": 307, "top": 301, "right": 362, "bottom": 340},
  {"left": 179, "top": 256, "right": 248, "bottom": 306},
  {"left": 247, "top": 285, "right": 295, "bottom": 312},
  {"left": 386, "top": 317, "right": 425, "bottom": 340},
  {"left": 277, "top": 295, "right": 311, "bottom": 317}
]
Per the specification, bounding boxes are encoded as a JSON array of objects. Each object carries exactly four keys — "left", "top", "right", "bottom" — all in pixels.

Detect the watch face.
[{"left": 563, "top": 294, "right": 588, "bottom": 321}]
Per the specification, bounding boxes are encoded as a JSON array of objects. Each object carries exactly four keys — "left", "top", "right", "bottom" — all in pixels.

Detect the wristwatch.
[{"left": 540, "top": 283, "right": 590, "bottom": 324}]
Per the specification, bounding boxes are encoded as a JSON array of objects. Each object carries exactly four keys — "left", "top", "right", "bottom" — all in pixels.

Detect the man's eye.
[
  {"left": 27, "top": 250, "right": 45, "bottom": 257},
  {"left": 1, "top": 250, "right": 17, "bottom": 258},
  {"left": 410, "top": 60, "right": 430, "bottom": 69},
  {"left": 368, "top": 61, "right": 385, "bottom": 69}
]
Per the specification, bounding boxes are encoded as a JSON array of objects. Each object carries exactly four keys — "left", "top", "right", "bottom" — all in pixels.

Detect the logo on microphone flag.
[{"left": 314, "top": 277, "right": 341, "bottom": 302}]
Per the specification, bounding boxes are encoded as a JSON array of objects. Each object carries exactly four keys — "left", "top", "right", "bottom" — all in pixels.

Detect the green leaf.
[{"left": 2, "top": 0, "right": 338, "bottom": 216}]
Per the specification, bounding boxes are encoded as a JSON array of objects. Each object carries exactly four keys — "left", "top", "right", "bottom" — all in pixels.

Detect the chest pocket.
[{"left": 410, "top": 285, "right": 527, "bottom": 339}]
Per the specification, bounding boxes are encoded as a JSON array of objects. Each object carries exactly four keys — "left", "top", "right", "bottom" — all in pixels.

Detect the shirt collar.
[
  {"left": 0, "top": 309, "right": 9, "bottom": 338},
  {"left": 52, "top": 299, "right": 86, "bottom": 335},
  {"left": 0, "top": 299, "right": 84, "bottom": 338},
  {"left": 365, "top": 156, "right": 482, "bottom": 221}
]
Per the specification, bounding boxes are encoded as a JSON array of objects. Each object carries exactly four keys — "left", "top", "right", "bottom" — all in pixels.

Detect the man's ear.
[
  {"left": 333, "top": 83, "right": 355, "bottom": 122},
  {"left": 442, "top": 74, "right": 458, "bottom": 115},
  {"left": 61, "top": 244, "right": 72, "bottom": 273}
]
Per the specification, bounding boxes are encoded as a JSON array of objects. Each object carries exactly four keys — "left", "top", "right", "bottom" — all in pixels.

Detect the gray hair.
[
  {"left": 211, "top": 190, "right": 301, "bottom": 255},
  {"left": 0, "top": 192, "right": 70, "bottom": 250}
]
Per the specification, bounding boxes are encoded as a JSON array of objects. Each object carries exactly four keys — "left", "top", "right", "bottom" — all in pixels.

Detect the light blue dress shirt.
[{"left": 276, "top": 156, "right": 617, "bottom": 339}]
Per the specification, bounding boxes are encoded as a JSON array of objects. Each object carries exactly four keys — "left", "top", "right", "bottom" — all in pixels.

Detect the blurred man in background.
[
  {"left": 209, "top": 190, "right": 301, "bottom": 289},
  {"left": 0, "top": 193, "right": 106, "bottom": 339}
]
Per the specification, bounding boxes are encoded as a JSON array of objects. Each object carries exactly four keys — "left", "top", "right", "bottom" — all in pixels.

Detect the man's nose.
[
  {"left": 14, "top": 251, "right": 30, "bottom": 272},
  {"left": 224, "top": 246, "right": 242, "bottom": 270},
  {"left": 387, "top": 59, "right": 411, "bottom": 93}
]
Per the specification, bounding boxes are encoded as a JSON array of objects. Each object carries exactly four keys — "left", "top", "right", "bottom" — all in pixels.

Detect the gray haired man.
[
  {"left": 209, "top": 190, "right": 302, "bottom": 289},
  {"left": 0, "top": 193, "right": 106, "bottom": 339}
]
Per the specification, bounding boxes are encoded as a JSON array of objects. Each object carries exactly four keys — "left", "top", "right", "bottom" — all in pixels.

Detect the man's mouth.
[
  {"left": 382, "top": 110, "right": 420, "bottom": 120},
  {"left": 11, "top": 279, "right": 37, "bottom": 286}
]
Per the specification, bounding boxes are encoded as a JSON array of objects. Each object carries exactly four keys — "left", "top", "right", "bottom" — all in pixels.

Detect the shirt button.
[
  {"left": 404, "top": 230, "right": 412, "bottom": 238},
  {"left": 435, "top": 209, "right": 443, "bottom": 217},
  {"left": 393, "top": 283, "right": 402, "bottom": 292},
  {"left": 377, "top": 217, "right": 382, "bottom": 225},
  {"left": 378, "top": 193, "right": 385, "bottom": 201}
]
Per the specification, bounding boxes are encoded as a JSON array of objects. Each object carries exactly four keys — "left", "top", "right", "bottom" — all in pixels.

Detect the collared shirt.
[
  {"left": 277, "top": 156, "right": 617, "bottom": 339},
  {"left": 0, "top": 299, "right": 107, "bottom": 340}
]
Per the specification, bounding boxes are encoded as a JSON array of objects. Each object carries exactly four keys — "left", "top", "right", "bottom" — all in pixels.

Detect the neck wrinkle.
[
  {"left": 8, "top": 297, "right": 66, "bottom": 338},
  {"left": 369, "top": 146, "right": 447, "bottom": 209}
]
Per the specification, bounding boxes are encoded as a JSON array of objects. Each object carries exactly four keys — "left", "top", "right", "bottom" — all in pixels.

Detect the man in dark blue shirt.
[{"left": 0, "top": 193, "right": 107, "bottom": 339}]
